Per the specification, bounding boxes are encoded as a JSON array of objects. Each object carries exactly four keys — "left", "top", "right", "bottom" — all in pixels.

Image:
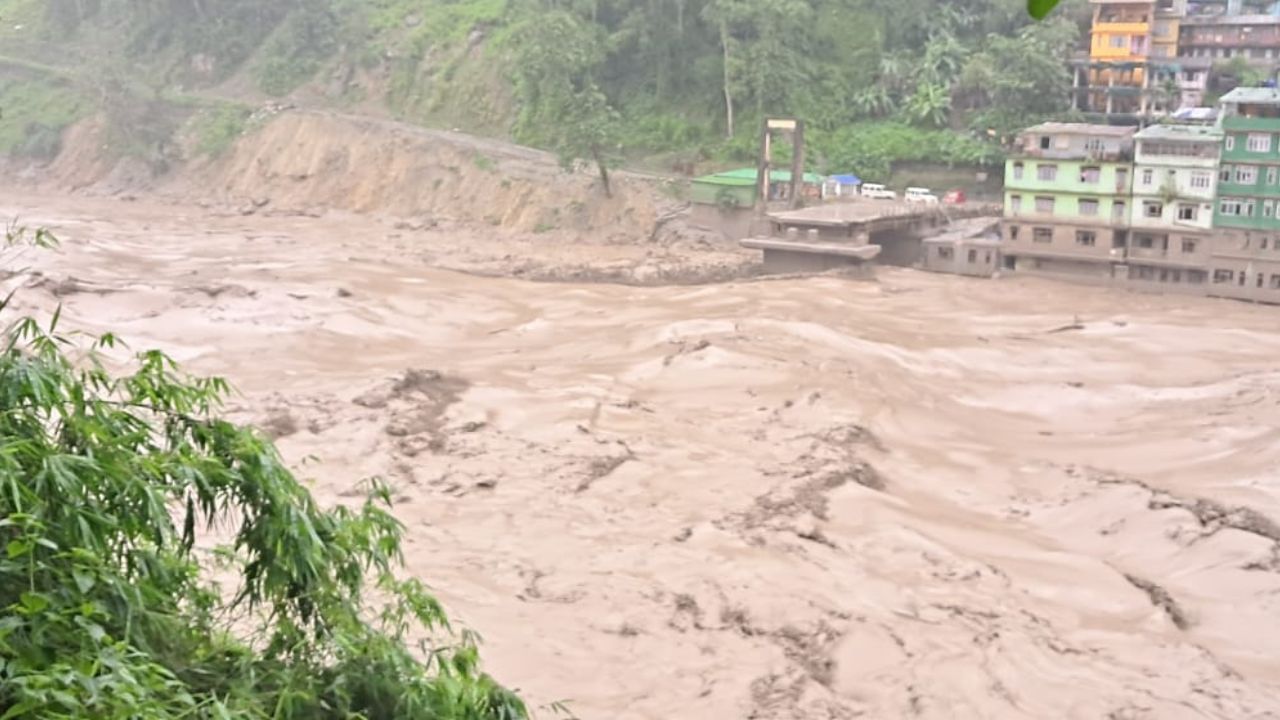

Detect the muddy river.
[{"left": 5, "top": 192, "right": 1280, "bottom": 719}]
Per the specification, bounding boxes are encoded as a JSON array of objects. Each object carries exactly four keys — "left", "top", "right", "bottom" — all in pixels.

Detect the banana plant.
[{"left": 1028, "top": 0, "right": 1061, "bottom": 19}]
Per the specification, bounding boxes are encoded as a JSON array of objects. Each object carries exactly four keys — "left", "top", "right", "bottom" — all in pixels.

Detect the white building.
[{"left": 1125, "top": 123, "right": 1223, "bottom": 283}]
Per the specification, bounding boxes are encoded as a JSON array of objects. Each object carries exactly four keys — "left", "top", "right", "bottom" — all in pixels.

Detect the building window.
[
  {"left": 1214, "top": 269, "right": 1235, "bottom": 284},
  {"left": 1136, "top": 235, "right": 1156, "bottom": 249},
  {"left": 1271, "top": 274, "right": 1280, "bottom": 289},
  {"left": 1033, "top": 227, "right": 1053, "bottom": 244},
  {"left": 1266, "top": 200, "right": 1275, "bottom": 218},
  {"left": 1188, "top": 270, "right": 1207, "bottom": 284},
  {"left": 1037, "top": 164, "right": 1058, "bottom": 181},
  {"left": 1220, "top": 199, "right": 1241, "bottom": 216},
  {"left": 1013, "top": 162, "right": 1024, "bottom": 180},
  {"left": 1080, "top": 166, "right": 1101, "bottom": 183},
  {"left": 1143, "top": 201, "right": 1163, "bottom": 218},
  {"left": 1245, "top": 200, "right": 1257, "bottom": 217},
  {"left": 1010, "top": 195, "right": 1022, "bottom": 214},
  {"left": 937, "top": 246, "right": 954, "bottom": 260},
  {"left": 1040, "top": 136, "right": 1051, "bottom": 150},
  {"left": 1270, "top": 167, "right": 1279, "bottom": 186},
  {"left": 1235, "top": 165, "right": 1258, "bottom": 184},
  {"left": 1247, "top": 133, "right": 1273, "bottom": 153},
  {"left": 1076, "top": 230, "right": 1097, "bottom": 247},
  {"left": 1113, "top": 201, "right": 1127, "bottom": 221},
  {"left": 1191, "top": 172, "right": 1211, "bottom": 189},
  {"left": 1182, "top": 238, "right": 1197, "bottom": 254},
  {"left": 967, "top": 249, "right": 978, "bottom": 263},
  {"left": 1110, "top": 35, "right": 1126, "bottom": 48},
  {"left": 1221, "top": 165, "right": 1233, "bottom": 182},
  {"left": 1079, "top": 198, "right": 1100, "bottom": 216},
  {"left": 1084, "top": 139, "right": 1105, "bottom": 153},
  {"left": 1177, "top": 204, "right": 1197, "bottom": 221},
  {"left": 1226, "top": 135, "right": 1236, "bottom": 151},
  {"left": 1009, "top": 225, "right": 1020, "bottom": 240},
  {"left": 1141, "top": 168, "right": 1154, "bottom": 186},
  {"left": 1035, "top": 196, "right": 1055, "bottom": 213}
]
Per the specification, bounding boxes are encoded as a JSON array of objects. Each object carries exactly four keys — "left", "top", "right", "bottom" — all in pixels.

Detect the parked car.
[
  {"left": 942, "top": 189, "right": 967, "bottom": 205},
  {"left": 861, "top": 183, "right": 897, "bottom": 200},
  {"left": 905, "top": 187, "right": 940, "bottom": 205}
]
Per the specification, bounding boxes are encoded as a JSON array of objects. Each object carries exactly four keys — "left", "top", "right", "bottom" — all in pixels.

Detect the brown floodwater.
[{"left": 5, "top": 192, "right": 1280, "bottom": 719}]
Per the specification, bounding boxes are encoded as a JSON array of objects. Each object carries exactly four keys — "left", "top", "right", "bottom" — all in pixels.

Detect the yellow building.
[{"left": 1087, "top": 0, "right": 1158, "bottom": 115}]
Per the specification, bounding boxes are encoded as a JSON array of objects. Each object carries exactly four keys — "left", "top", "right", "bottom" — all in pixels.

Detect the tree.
[
  {"left": 510, "top": 7, "right": 622, "bottom": 195},
  {"left": 955, "top": 16, "right": 1077, "bottom": 136},
  {"left": 559, "top": 85, "right": 622, "bottom": 196},
  {"left": 0, "top": 228, "right": 526, "bottom": 719}
]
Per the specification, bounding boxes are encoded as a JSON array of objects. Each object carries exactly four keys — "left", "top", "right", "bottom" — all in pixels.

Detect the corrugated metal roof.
[
  {"left": 693, "top": 168, "right": 825, "bottom": 186},
  {"left": 1220, "top": 87, "right": 1280, "bottom": 105},
  {"left": 1134, "top": 124, "right": 1223, "bottom": 141},
  {"left": 1021, "top": 122, "right": 1138, "bottom": 137}
]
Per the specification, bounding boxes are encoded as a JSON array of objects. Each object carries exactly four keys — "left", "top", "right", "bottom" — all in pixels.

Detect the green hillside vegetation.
[{"left": 0, "top": 0, "right": 1081, "bottom": 175}]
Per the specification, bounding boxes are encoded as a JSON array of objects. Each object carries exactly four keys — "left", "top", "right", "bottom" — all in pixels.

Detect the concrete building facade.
[
  {"left": 1002, "top": 123, "right": 1137, "bottom": 280},
  {"left": 1084, "top": 0, "right": 1159, "bottom": 116},
  {"left": 1125, "top": 123, "right": 1222, "bottom": 288},
  {"left": 998, "top": 105, "right": 1280, "bottom": 304},
  {"left": 1215, "top": 87, "right": 1280, "bottom": 230},
  {"left": 1179, "top": 12, "right": 1280, "bottom": 65},
  {"left": 1204, "top": 86, "right": 1280, "bottom": 302},
  {"left": 1074, "top": 0, "right": 1280, "bottom": 118},
  {"left": 921, "top": 236, "right": 1002, "bottom": 277}
]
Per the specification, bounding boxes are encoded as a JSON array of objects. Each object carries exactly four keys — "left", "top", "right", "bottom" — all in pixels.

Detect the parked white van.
[
  {"left": 861, "top": 183, "right": 897, "bottom": 200},
  {"left": 904, "top": 187, "right": 940, "bottom": 204}
]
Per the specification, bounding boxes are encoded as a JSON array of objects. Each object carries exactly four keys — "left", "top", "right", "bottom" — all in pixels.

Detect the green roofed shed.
[{"left": 689, "top": 168, "right": 825, "bottom": 207}]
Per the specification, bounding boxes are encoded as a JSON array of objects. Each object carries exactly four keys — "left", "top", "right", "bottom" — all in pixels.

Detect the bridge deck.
[
  {"left": 768, "top": 201, "right": 936, "bottom": 229},
  {"left": 740, "top": 237, "right": 883, "bottom": 259}
]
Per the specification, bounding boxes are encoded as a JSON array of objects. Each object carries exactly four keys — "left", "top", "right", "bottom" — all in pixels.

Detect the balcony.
[
  {"left": 1009, "top": 147, "right": 1134, "bottom": 162},
  {"left": 1181, "top": 30, "right": 1280, "bottom": 46},
  {"left": 1093, "top": 21, "right": 1151, "bottom": 34}
]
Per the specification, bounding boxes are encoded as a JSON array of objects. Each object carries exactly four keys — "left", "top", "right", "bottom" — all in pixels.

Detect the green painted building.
[
  {"left": 1215, "top": 88, "right": 1280, "bottom": 231},
  {"left": 689, "top": 168, "right": 824, "bottom": 208},
  {"left": 1001, "top": 123, "right": 1137, "bottom": 279}
]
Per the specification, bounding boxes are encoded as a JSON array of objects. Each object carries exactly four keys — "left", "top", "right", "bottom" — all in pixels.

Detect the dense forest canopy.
[{"left": 0, "top": 0, "right": 1085, "bottom": 174}]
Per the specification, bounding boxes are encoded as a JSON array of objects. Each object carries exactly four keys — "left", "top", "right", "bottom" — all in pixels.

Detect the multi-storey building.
[
  {"left": 1214, "top": 87, "right": 1280, "bottom": 230},
  {"left": 1152, "top": 0, "right": 1187, "bottom": 61},
  {"left": 1072, "top": 0, "right": 1280, "bottom": 117},
  {"left": 1179, "top": 5, "right": 1280, "bottom": 66},
  {"left": 1207, "top": 86, "right": 1280, "bottom": 300},
  {"left": 1082, "top": 0, "right": 1159, "bottom": 116},
  {"left": 1125, "top": 124, "right": 1222, "bottom": 286},
  {"left": 1002, "top": 123, "right": 1137, "bottom": 279}
]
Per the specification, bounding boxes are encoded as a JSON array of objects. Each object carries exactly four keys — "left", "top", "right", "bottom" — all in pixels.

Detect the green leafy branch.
[
  {"left": 0, "top": 228, "right": 526, "bottom": 719},
  {"left": 1028, "top": 0, "right": 1062, "bottom": 20}
]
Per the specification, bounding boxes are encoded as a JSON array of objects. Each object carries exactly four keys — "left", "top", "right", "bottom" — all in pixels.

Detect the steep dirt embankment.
[
  {"left": 185, "top": 110, "right": 669, "bottom": 241},
  {"left": 12, "top": 108, "right": 754, "bottom": 285}
]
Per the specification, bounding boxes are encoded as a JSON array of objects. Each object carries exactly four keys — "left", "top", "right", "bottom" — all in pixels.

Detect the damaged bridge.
[{"left": 741, "top": 201, "right": 1000, "bottom": 274}]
